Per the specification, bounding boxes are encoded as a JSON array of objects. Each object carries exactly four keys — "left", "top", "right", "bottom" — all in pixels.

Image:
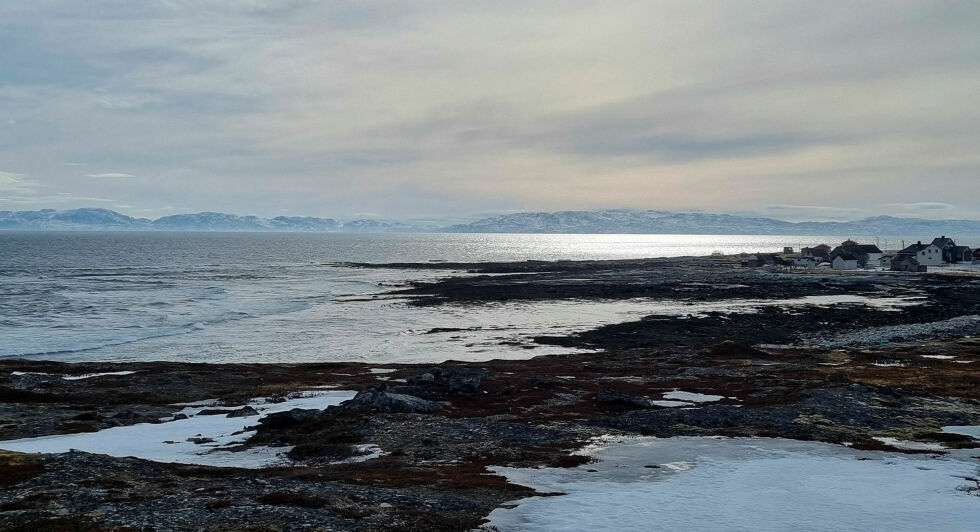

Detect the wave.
[
  {"left": 3, "top": 322, "right": 210, "bottom": 358},
  {"left": 1, "top": 299, "right": 321, "bottom": 359}
]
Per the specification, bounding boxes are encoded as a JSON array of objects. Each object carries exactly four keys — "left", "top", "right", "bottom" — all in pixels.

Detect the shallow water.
[{"left": 0, "top": 232, "right": 938, "bottom": 364}]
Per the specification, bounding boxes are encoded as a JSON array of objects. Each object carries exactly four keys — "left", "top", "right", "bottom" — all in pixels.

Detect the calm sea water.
[{"left": 0, "top": 232, "right": 966, "bottom": 364}]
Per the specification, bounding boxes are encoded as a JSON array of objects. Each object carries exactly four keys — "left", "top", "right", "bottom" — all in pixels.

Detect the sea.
[{"left": 2, "top": 232, "right": 975, "bottom": 364}]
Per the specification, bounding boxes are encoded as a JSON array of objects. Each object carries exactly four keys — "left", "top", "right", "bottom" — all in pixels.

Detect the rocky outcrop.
[
  {"left": 339, "top": 389, "right": 442, "bottom": 414},
  {"left": 255, "top": 408, "right": 321, "bottom": 429}
]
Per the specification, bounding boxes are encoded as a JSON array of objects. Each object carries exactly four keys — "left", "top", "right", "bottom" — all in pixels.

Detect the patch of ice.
[
  {"left": 649, "top": 400, "right": 695, "bottom": 408},
  {"left": 921, "top": 355, "right": 956, "bottom": 360},
  {"left": 368, "top": 368, "right": 398, "bottom": 374},
  {"left": 62, "top": 371, "right": 137, "bottom": 380},
  {"left": 873, "top": 437, "right": 946, "bottom": 452},
  {"left": 0, "top": 390, "right": 357, "bottom": 468},
  {"left": 661, "top": 390, "right": 726, "bottom": 403},
  {"left": 487, "top": 437, "right": 980, "bottom": 532},
  {"left": 10, "top": 371, "right": 50, "bottom": 376}
]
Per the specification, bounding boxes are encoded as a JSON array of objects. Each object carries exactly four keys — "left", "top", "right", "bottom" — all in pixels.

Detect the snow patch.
[
  {"left": 873, "top": 437, "right": 946, "bottom": 452},
  {"left": 661, "top": 390, "right": 727, "bottom": 403},
  {"left": 487, "top": 437, "right": 980, "bottom": 532},
  {"left": 0, "top": 390, "right": 358, "bottom": 468},
  {"left": 62, "top": 371, "right": 137, "bottom": 380}
]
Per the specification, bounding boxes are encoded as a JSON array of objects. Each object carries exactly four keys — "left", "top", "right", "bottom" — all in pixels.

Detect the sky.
[{"left": 0, "top": 1, "right": 977, "bottom": 222}]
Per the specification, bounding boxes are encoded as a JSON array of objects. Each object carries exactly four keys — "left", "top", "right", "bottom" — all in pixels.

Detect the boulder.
[
  {"left": 341, "top": 389, "right": 442, "bottom": 414},
  {"left": 256, "top": 408, "right": 320, "bottom": 429},
  {"left": 596, "top": 389, "right": 654, "bottom": 408},
  {"left": 196, "top": 408, "right": 235, "bottom": 416},
  {"left": 447, "top": 371, "right": 483, "bottom": 394},
  {"left": 226, "top": 406, "right": 259, "bottom": 418}
]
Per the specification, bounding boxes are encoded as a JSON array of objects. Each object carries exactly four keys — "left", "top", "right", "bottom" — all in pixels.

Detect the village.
[{"left": 744, "top": 236, "right": 980, "bottom": 272}]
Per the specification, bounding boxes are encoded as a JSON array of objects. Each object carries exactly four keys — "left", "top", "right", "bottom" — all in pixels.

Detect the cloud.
[
  {"left": 86, "top": 173, "right": 137, "bottom": 178},
  {"left": 0, "top": 1, "right": 977, "bottom": 217}
]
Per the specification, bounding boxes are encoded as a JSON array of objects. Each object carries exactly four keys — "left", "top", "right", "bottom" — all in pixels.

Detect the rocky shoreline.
[{"left": 2, "top": 258, "right": 980, "bottom": 530}]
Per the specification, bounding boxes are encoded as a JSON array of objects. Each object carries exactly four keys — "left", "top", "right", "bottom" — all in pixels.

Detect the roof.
[
  {"left": 834, "top": 253, "right": 860, "bottom": 261},
  {"left": 852, "top": 244, "right": 882, "bottom": 254},
  {"left": 898, "top": 243, "right": 929, "bottom": 255},
  {"left": 931, "top": 237, "right": 955, "bottom": 248}
]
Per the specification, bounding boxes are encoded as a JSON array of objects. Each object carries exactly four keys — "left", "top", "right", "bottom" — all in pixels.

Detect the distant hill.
[
  {"left": 3, "top": 207, "right": 980, "bottom": 237},
  {"left": 0, "top": 208, "right": 417, "bottom": 233},
  {"left": 446, "top": 210, "right": 980, "bottom": 236}
]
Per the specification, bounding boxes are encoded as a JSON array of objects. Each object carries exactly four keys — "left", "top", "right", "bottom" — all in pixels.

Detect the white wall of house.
[
  {"left": 865, "top": 252, "right": 884, "bottom": 264},
  {"left": 917, "top": 245, "right": 944, "bottom": 266},
  {"left": 832, "top": 257, "right": 859, "bottom": 270}
]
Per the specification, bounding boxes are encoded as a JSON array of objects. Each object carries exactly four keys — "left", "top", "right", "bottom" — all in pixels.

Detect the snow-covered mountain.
[
  {"left": 4, "top": 208, "right": 980, "bottom": 236},
  {"left": 0, "top": 209, "right": 411, "bottom": 232},
  {"left": 447, "top": 210, "right": 980, "bottom": 236},
  {"left": 0, "top": 208, "right": 152, "bottom": 230}
]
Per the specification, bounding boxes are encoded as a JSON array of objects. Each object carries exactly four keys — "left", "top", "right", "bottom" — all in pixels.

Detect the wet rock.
[
  {"left": 226, "top": 406, "right": 259, "bottom": 418},
  {"left": 340, "top": 389, "right": 442, "bottom": 414},
  {"left": 256, "top": 408, "right": 320, "bottom": 429},
  {"left": 596, "top": 389, "right": 654, "bottom": 408}
]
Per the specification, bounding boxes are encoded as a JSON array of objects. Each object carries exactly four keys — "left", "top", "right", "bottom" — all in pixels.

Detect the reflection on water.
[{"left": 0, "top": 232, "right": 942, "bottom": 363}]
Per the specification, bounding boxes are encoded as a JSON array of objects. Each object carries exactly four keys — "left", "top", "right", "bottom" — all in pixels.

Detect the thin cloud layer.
[{"left": 0, "top": 1, "right": 977, "bottom": 219}]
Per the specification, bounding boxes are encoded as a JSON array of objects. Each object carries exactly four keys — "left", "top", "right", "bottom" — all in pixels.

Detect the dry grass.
[{"left": 0, "top": 451, "right": 44, "bottom": 488}]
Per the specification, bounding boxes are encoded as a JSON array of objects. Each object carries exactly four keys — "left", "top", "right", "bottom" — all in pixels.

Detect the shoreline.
[{"left": 2, "top": 256, "right": 980, "bottom": 530}]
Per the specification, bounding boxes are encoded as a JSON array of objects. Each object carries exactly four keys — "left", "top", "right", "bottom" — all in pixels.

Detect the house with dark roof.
[
  {"left": 890, "top": 236, "right": 972, "bottom": 270},
  {"left": 891, "top": 254, "right": 927, "bottom": 272},
  {"left": 827, "top": 240, "right": 883, "bottom": 269},
  {"left": 794, "top": 244, "right": 831, "bottom": 268}
]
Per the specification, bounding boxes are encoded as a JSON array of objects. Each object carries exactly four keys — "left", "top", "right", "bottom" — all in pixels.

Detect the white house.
[
  {"left": 832, "top": 254, "right": 860, "bottom": 270},
  {"left": 899, "top": 241, "right": 944, "bottom": 266}
]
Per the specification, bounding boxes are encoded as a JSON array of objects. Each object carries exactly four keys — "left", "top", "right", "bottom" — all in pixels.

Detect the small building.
[
  {"left": 891, "top": 255, "right": 925, "bottom": 272},
  {"left": 832, "top": 253, "right": 861, "bottom": 270},
  {"left": 743, "top": 253, "right": 785, "bottom": 268},
  {"left": 828, "top": 240, "right": 883, "bottom": 269},
  {"left": 896, "top": 241, "right": 944, "bottom": 267},
  {"left": 799, "top": 244, "right": 831, "bottom": 267},
  {"left": 974, "top": 248, "right": 980, "bottom": 263}
]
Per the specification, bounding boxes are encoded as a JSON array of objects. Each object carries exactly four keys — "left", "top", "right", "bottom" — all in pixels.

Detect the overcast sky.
[{"left": 0, "top": 1, "right": 977, "bottom": 221}]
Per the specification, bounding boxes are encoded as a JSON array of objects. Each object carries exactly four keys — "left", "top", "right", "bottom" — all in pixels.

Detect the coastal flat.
[{"left": 2, "top": 258, "right": 979, "bottom": 530}]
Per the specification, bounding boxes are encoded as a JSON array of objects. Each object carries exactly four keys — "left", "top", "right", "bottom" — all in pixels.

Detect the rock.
[
  {"left": 447, "top": 371, "right": 484, "bottom": 394},
  {"left": 256, "top": 408, "right": 320, "bottom": 429},
  {"left": 340, "top": 389, "right": 442, "bottom": 414},
  {"left": 596, "top": 389, "right": 654, "bottom": 408},
  {"left": 413, "top": 372, "right": 436, "bottom": 384},
  {"left": 187, "top": 437, "right": 215, "bottom": 444},
  {"left": 172, "top": 413, "right": 189, "bottom": 421},
  {"left": 226, "top": 406, "right": 259, "bottom": 418},
  {"left": 196, "top": 409, "right": 235, "bottom": 416}
]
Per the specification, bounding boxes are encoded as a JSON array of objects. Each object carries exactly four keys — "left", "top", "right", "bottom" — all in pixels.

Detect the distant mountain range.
[
  {"left": 0, "top": 208, "right": 425, "bottom": 233},
  {"left": 2, "top": 208, "right": 980, "bottom": 236},
  {"left": 447, "top": 210, "right": 980, "bottom": 236}
]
